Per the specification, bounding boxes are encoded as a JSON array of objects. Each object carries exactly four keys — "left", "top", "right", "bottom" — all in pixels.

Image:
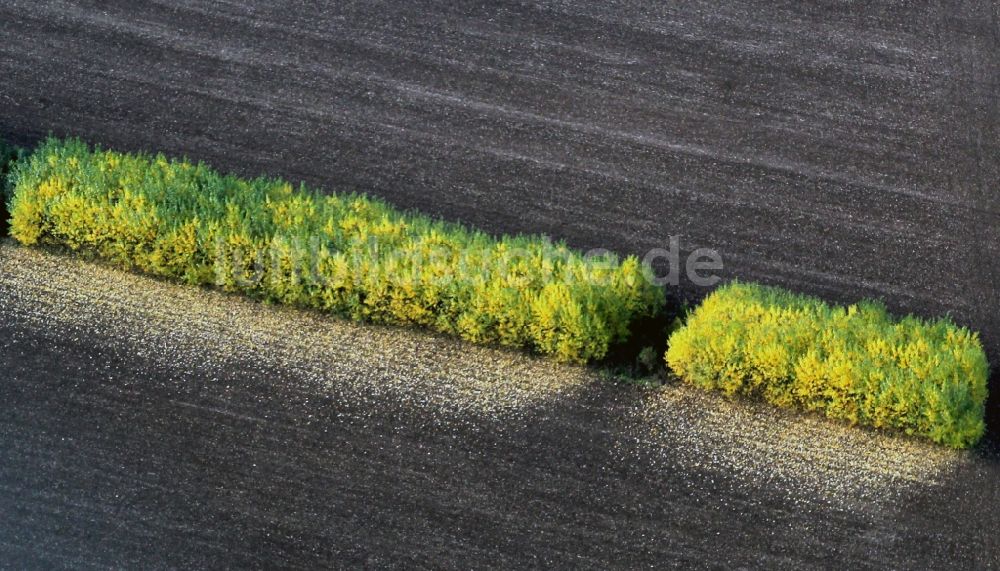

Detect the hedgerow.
[
  {"left": 665, "top": 282, "right": 989, "bottom": 448},
  {"left": 7, "top": 137, "right": 664, "bottom": 363},
  {"left": 6, "top": 136, "right": 991, "bottom": 447}
]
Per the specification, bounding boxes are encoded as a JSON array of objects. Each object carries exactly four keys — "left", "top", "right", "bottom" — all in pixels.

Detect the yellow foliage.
[
  {"left": 5, "top": 137, "right": 667, "bottom": 364},
  {"left": 666, "top": 282, "right": 989, "bottom": 448}
]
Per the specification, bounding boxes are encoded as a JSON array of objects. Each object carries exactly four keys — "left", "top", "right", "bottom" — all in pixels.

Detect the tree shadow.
[{"left": 981, "top": 369, "right": 1000, "bottom": 453}]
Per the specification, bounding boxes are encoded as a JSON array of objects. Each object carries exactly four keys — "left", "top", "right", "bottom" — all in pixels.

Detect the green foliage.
[
  {"left": 1, "top": 138, "right": 25, "bottom": 206},
  {"left": 8, "top": 137, "right": 664, "bottom": 363},
  {"left": 665, "top": 282, "right": 989, "bottom": 448}
]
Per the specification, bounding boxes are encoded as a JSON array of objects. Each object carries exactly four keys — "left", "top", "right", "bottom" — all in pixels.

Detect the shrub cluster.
[
  {"left": 7, "top": 137, "right": 664, "bottom": 363},
  {"left": 5, "top": 135, "right": 991, "bottom": 447},
  {"left": 665, "top": 282, "right": 989, "bottom": 448}
]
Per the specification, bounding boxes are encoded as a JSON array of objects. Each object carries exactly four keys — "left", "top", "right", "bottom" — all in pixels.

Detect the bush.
[
  {"left": 665, "top": 282, "right": 989, "bottom": 448},
  {"left": 1, "top": 138, "right": 24, "bottom": 204},
  {"left": 8, "top": 137, "right": 664, "bottom": 363}
]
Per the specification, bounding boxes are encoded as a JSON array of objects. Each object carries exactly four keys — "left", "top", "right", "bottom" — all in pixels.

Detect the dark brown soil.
[
  {"left": 1, "top": 243, "right": 999, "bottom": 569},
  {"left": 1, "top": 0, "right": 996, "bottom": 358},
  {"left": 1, "top": 1, "right": 999, "bottom": 567}
]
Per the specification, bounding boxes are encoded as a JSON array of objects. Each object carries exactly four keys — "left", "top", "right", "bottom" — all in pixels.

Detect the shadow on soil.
[
  {"left": 2, "top": 122, "right": 998, "bottom": 458},
  {"left": 599, "top": 312, "right": 674, "bottom": 378},
  {"left": 598, "top": 295, "right": 691, "bottom": 381},
  {"left": 5, "top": 309, "right": 998, "bottom": 569},
  {"left": 982, "top": 370, "right": 1000, "bottom": 452}
]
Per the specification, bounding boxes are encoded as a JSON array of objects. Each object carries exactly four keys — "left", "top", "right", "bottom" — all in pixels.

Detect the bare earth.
[
  {"left": 0, "top": 0, "right": 997, "bottom": 365},
  {"left": 1, "top": 242, "right": 998, "bottom": 568},
  {"left": 2, "top": 1, "right": 1000, "bottom": 567}
]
